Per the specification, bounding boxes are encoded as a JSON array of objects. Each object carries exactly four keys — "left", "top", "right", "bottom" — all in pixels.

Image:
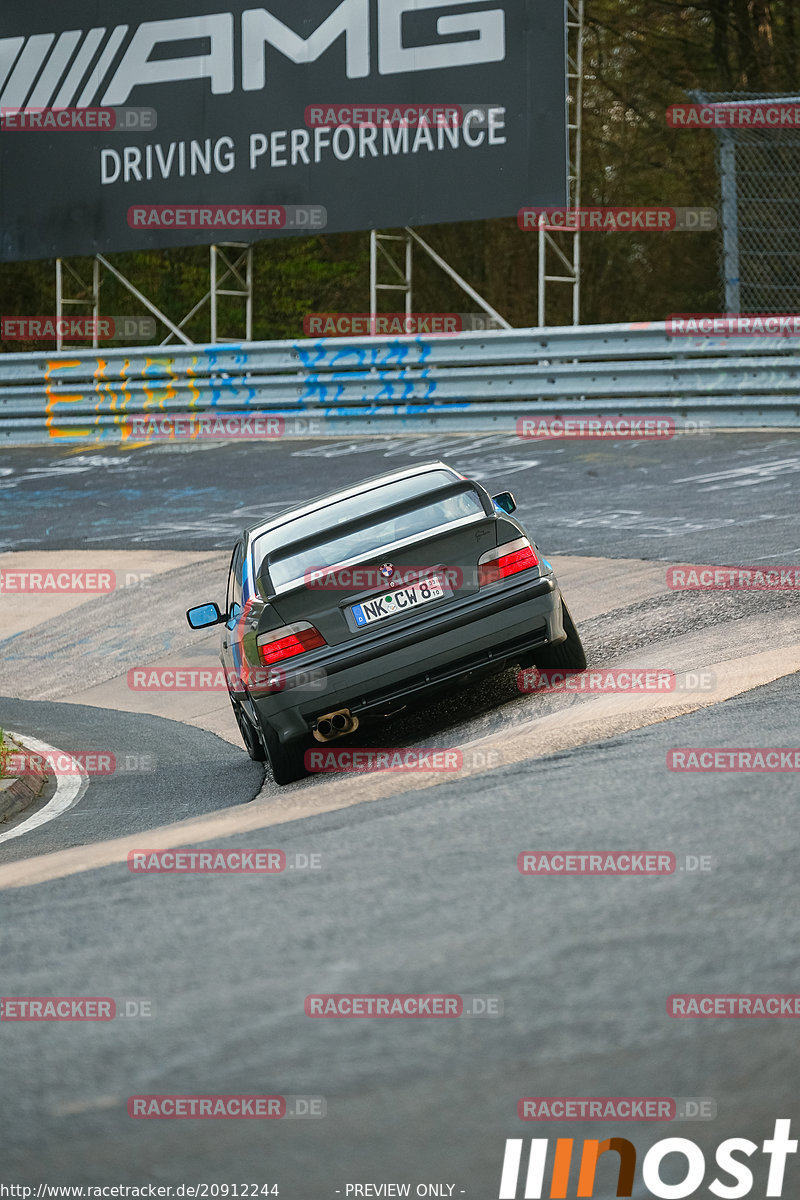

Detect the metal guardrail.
[{"left": 1, "top": 320, "right": 799, "bottom": 443}]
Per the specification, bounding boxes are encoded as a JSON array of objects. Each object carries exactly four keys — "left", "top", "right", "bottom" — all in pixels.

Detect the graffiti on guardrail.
[
  {"left": 40, "top": 343, "right": 438, "bottom": 435},
  {"left": 294, "top": 338, "right": 437, "bottom": 405},
  {"left": 3, "top": 322, "right": 798, "bottom": 444},
  {"left": 42, "top": 349, "right": 264, "bottom": 439}
]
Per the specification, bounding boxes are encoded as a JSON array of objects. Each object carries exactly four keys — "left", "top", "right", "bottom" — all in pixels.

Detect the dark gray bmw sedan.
[{"left": 187, "top": 461, "right": 585, "bottom": 783}]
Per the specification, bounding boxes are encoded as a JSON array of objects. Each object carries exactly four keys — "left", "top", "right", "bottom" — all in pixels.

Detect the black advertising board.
[{"left": 0, "top": 0, "right": 567, "bottom": 261}]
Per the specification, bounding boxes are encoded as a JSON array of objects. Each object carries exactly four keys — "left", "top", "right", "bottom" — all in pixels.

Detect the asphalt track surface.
[
  {"left": 2, "top": 431, "right": 800, "bottom": 560},
  {"left": 0, "top": 699, "right": 264, "bottom": 862},
  {"left": 1, "top": 433, "right": 799, "bottom": 1195}
]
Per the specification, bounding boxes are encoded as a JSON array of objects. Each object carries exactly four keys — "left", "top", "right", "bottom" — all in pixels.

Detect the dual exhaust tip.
[{"left": 313, "top": 708, "right": 359, "bottom": 743}]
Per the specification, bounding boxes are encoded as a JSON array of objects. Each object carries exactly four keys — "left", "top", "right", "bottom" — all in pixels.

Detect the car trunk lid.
[{"left": 255, "top": 481, "right": 498, "bottom": 647}]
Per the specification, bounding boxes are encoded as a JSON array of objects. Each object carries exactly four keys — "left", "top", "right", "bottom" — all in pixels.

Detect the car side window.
[
  {"left": 232, "top": 544, "right": 244, "bottom": 609},
  {"left": 226, "top": 543, "right": 244, "bottom": 614}
]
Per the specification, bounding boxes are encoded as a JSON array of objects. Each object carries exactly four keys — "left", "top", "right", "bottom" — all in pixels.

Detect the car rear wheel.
[
  {"left": 261, "top": 721, "right": 308, "bottom": 786},
  {"left": 230, "top": 693, "right": 268, "bottom": 762},
  {"left": 522, "top": 600, "right": 587, "bottom": 670}
]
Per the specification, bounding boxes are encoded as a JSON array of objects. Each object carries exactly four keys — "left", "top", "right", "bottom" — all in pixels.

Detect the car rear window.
[{"left": 254, "top": 472, "right": 485, "bottom": 591}]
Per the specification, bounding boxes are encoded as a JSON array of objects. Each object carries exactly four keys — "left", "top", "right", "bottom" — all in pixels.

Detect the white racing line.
[{"left": 0, "top": 733, "right": 88, "bottom": 845}]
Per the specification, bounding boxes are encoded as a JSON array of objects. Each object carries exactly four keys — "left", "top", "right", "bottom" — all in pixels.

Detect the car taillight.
[
  {"left": 257, "top": 621, "right": 326, "bottom": 665},
  {"left": 478, "top": 537, "right": 539, "bottom": 587}
]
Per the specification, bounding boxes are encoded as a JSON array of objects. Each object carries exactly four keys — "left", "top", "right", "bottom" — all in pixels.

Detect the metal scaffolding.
[
  {"left": 537, "top": 0, "right": 584, "bottom": 326},
  {"left": 210, "top": 243, "right": 253, "bottom": 343},
  {"left": 54, "top": 257, "right": 101, "bottom": 352},
  {"left": 369, "top": 230, "right": 413, "bottom": 327},
  {"left": 53, "top": 243, "right": 254, "bottom": 348},
  {"left": 369, "top": 226, "right": 511, "bottom": 331},
  {"left": 369, "top": 1, "right": 584, "bottom": 331}
]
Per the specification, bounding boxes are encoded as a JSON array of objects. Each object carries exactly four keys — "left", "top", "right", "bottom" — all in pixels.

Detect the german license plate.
[{"left": 350, "top": 576, "right": 445, "bottom": 628}]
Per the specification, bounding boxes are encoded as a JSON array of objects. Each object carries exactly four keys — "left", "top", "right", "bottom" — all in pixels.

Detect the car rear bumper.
[{"left": 249, "top": 572, "right": 564, "bottom": 744}]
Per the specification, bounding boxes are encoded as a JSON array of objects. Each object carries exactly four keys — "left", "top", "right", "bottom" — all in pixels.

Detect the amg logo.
[{"left": 0, "top": 1, "right": 506, "bottom": 109}]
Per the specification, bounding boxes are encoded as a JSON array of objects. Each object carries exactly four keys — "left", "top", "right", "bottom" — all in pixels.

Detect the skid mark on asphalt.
[
  {"left": 674, "top": 456, "right": 800, "bottom": 490},
  {"left": 1, "top": 639, "right": 798, "bottom": 890},
  {"left": 0, "top": 550, "right": 214, "bottom": 637},
  {"left": 0, "top": 553, "right": 229, "bottom": 700},
  {"left": 0, "top": 553, "right": 669, "bottom": 747}
]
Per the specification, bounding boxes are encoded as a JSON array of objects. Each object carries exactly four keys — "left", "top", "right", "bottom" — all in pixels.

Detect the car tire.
[
  {"left": 523, "top": 600, "right": 587, "bottom": 670},
  {"left": 230, "top": 693, "right": 268, "bottom": 762},
  {"left": 261, "top": 721, "right": 308, "bottom": 786}
]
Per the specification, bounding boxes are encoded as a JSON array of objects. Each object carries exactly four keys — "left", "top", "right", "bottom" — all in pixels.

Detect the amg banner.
[{"left": 0, "top": 0, "right": 567, "bottom": 261}]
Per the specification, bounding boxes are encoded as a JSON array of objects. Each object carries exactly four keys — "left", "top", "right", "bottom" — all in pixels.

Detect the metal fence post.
[{"left": 718, "top": 130, "right": 741, "bottom": 314}]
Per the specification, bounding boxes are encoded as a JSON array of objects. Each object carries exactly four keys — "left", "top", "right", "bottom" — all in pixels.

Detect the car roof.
[{"left": 245, "top": 461, "right": 465, "bottom": 542}]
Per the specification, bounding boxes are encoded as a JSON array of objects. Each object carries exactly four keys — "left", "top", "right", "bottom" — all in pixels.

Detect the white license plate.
[{"left": 351, "top": 576, "right": 445, "bottom": 628}]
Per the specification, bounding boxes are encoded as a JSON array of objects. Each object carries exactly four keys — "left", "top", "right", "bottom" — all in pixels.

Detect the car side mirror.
[
  {"left": 492, "top": 491, "right": 517, "bottom": 514},
  {"left": 186, "top": 602, "right": 224, "bottom": 629}
]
